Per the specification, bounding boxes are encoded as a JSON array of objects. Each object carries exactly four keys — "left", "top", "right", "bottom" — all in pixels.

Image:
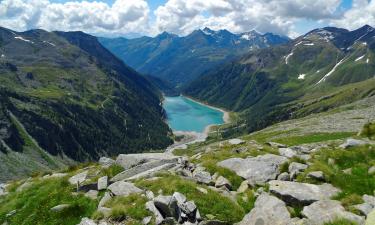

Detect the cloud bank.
[{"left": 0, "top": 0, "right": 374, "bottom": 37}]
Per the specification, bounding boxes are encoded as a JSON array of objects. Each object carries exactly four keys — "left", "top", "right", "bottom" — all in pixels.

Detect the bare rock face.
[
  {"left": 269, "top": 180, "right": 340, "bottom": 206},
  {"left": 115, "top": 153, "right": 178, "bottom": 170},
  {"left": 217, "top": 154, "right": 288, "bottom": 186},
  {"left": 107, "top": 181, "right": 142, "bottom": 196},
  {"left": 302, "top": 200, "right": 365, "bottom": 225},
  {"left": 99, "top": 157, "right": 115, "bottom": 168},
  {"left": 237, "top": 193, "right": 291, "bottom": 225}
]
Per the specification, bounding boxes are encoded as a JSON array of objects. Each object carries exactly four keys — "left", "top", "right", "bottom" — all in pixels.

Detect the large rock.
[
  {"left": 98, "top": 192, "right": 112, "bottom": 208},
  {"left": 192, "top": 170, "right": 212, "bottom": 185},
  {"left": 354, "top": 203, "right": 373, "bottom": 216},
  {"left": 217, "top": 154, "right": 288, "bottom": 186},
  {"left": 237, "top": 193, "right": 291, "bottom": 225},
  {"left": 98, "top": 157, "right": 115, "bottom": 168},
  {"left": 339, "top": 138, "right": 367, "bottom": 149},
  {"left": 111, "top": 159, "right": 178, "bottom": 182},
  {"left": 363, "top": 194, "right": 375, "bottom": 207},
  {"left": 302, "top": 200, "right": 365, "bottom": 225},
  {"left": 307, "top": 171, "right": 325, "bottom": 181},
  {"left": 279, "top": 148, "right": 297, "bottom": 158},
  {"left": 228, "top": 139, "right": 245, "bottom": 145},
  {"left": 68, "top": 171, "right": 88, "bottom": 185},
  {"left": 107, "top": 181, "right": 142, "bottom": 196},
  {"left": 97, "top": 176, "right": 108, "bottom": 191},
  {"left": 153, "top": 195, "right": 178, "bottom": 218},
  {"left": 366, "top": 209, "right": 375, "bottom": 225},
  {"left": 146, "top": 201, "right": 164, "bottom": 225},
  {"left": 269, "top": 180, "right": 340, "bottom": 206},
  {"left": 116, "top": 153, "right": 178, "bottom": 170}
]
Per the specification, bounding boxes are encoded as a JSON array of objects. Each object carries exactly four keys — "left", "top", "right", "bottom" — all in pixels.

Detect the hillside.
[
  {"left": 99, "top": 28, "right": 289, "bottom": 87},
  {"left": 0, "top": 27, "right": 172, "bottom": 182},
  {"left": 184, "top": 25, "right": 375, "bottom": 133},
  {"left": 0, "top": 94, "right": 374, "bottom": 225}
]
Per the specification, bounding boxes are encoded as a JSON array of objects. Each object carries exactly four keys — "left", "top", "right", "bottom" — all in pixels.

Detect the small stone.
[
  {"left": 98, "top": 192, "right": 112, "bottom": 208},
  {"left": 51, "top": 204, "right": 71, "bottom": 212},
  {"left": 363, "top": 194, "right": 375, "bottom": 207},
  {"left": 193, "top": 170, "right": 212, "bottom": 185},
  {"left": 146, "top": 190, "right": 155, "bottom": 200},
  {"left": 237, "top": 181, "right": 249, "bottom": 193},
  {"left": 277, "top": 172, "right": 290, "bottom": 181},
  {"left": 196, "top": 187, "right": 208, "bottom": 194},
  {"left": 228, "top": 139, "right": 245, "bottom": 145},
  {"left": 99, "top": 157, "right": 115, "bottom": 168},
  {"left": 328, "top": 158, "right": 335, "bottom": 165},
  {"left": 369, "top": 166, "right": 375, "bottom": 175},
  {"left": 339, "top": 138, "right": 367, "bottom": 149},
  {"left": 307, "top": 171, "right": 325, "bottom": 181},
  {"left": 354, "top": 203, "right": 373, "bottom": 216},
  {"left": 215, "top": 176, "right": 232, "bottom": 190},
  {"left": 343, "top": 168, "right": 352, "bottom": 174},
  {"left": 97, "top": 176, "right": 108, "bottom": 191},
  {"left": 288, "top": 162, "right": 308, "bottom": 179},
  {"left": 85, "top": 190, "right": 98, "bottom": 200},
  {"left": 78, "top": 217, "right": 97, "bottom": 225},
  {"left": 68, "top": 171, "right": 88, "bottom": 185},
  {"left": 266, "top": 142, "right": 287, "bottom": 148},
  {"left": 142, "top": 216, "right": 153, "bottom": 225}
]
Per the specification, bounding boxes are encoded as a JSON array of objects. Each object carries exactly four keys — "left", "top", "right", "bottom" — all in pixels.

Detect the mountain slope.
[
  {"left": 184, "top": 25, "right": 375, "bottom": 132},
  {"left": 0, "top": 27, "right": 172, "bottom": 181},
  {"left": 99, "top": 28, "right": 289, "bottom": 87}
]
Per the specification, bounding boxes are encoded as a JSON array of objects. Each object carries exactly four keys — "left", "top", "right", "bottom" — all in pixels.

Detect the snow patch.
[
  {"left": 304, "top": 43, "right": 314, "bottom": 46},
  {"left": 355, "top": 55, "right": 365, "bottom": 62},
  {"left": 1, "top": 54, "right": 4, "bottom": 58},
  {"left": 43, "top": 41, "right": 56, "bottom": 47},
  {"left": 317, "top": 58, "right": 346, "bottom": 84},
  {"left": 241, "top": 34, "right": 251, "bottom": 40},
  {"left": 191, "top": 49, "right": 196, "bottom": 53},
  {"left": 295, "top": 41, "right": 303, "bottom": 46},
  {"left": 316, "top": 70, "right": 320, "bottom": 73},
  {"left": 367, "top": 58, "right": 370, "bottom": 64},
  {"left": 14, "top": 36, "right": 34, "bottom": 44},
  {"left": 285, "top": 51, "right": 294, "bottom": 64},
  {"left": 298, "top": 74, "right": 306, "bottom": 80}
]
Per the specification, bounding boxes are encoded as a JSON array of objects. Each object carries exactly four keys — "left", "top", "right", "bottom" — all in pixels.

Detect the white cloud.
[
  {"left": 0, "top": 0, "right": 150, "bottom": 36},
  {"left": 153, "top": 0, "right": 342, "bottom": 37},
  {"left": 331, "top": 0, "right": 375, "bottom": 30}
]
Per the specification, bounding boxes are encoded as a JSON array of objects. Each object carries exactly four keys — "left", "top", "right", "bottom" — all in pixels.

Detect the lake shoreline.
[{"left": 164, "top": 95, "right": 231, "bottom": 153}]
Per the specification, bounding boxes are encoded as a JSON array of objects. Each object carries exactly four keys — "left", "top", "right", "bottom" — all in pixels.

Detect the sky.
[{"left": 0, "top": 0, "right": 374, "bottom": 38}]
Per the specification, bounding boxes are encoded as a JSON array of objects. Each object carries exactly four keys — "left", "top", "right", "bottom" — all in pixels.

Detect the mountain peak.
[{"left": 156, "top": 31, "right": 177, "bottom": 39}]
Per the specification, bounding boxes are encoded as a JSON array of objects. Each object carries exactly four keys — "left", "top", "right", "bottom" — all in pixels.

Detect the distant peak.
[{"left": 156, "top": 31, "right": 177, "bottom": 39}]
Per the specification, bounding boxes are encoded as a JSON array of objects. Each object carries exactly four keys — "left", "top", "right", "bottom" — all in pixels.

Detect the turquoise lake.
[{"left": 163, "top": 96, "right": 224, "bottom": 133}]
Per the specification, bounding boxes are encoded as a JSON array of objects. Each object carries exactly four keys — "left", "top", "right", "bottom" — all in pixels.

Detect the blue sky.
[{"left": 1, "top": 0, "right": 373, "bottom": 38}]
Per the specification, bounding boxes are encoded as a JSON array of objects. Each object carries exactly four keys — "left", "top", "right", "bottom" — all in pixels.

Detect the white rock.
[
  {"left": 228, "top": 138, "right": 245, "bottom": 145},
  {"left": 50, "top": 204, "right": 70, "bottom": 212},
  {"left": 68, "top": 171, "right": 88, "bottom": 185},
  {"left": 107, "top": 181, "right": 142, "bottom": 196},
  {"left": 99, "top": 157, "right": 115, "bottom": 168},
  {"left": 97, "top": 176, "right": 108, "bottom": 191},
  {"left": 98, "top": 192, "right": 112, "bottom": 208},
  {"left": 85, "top": 190, "right": 98, "bottom": 200},
  {"left": 77, "top": 217, "right": 97, "bottom": 225},
  {"left": 339, "top": 138, "right": 367, "bottom": 149},
  {"left": 279, "top": 148, "right": 297, "bottom": 158},
  {"left": 215, "top": 176, "right": 232, "bottom": 190}
]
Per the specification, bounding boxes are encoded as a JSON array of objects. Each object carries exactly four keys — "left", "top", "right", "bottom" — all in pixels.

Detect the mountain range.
[
  {"left": 184, "top": 25, "right": 375, "bottom": 132},
  {"left": 99, "top": 28, "right": 289, "bottom": 88},
  {"left": 0, "top": 27, "right": 172, "bottom": 181}
]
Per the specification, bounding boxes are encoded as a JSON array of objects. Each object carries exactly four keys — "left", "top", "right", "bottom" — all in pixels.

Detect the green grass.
[
  {"left": 135, "top": 174, "right": 247, "bottom": 224},
  {"left": 324, "top": 219, "right": 358, "bottom": 225},
  {"left": 272, "top": 132, "right": 355, "bottom": 146},
  {"left": 298, "top": 145, "right": 375, "bottom": 207},
  {"left": 0, "top": 178, "right": 97, "bottom": 225},
  {"left": 104, "top": 194, "right": 151, "bottom": 222}
]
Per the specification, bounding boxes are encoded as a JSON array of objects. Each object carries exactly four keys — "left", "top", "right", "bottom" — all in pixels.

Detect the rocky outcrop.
[
  {"left": 107, "top": 181, "right": 142, "bottom": 196},
  {"left": 217, "top": 154, "right": 288, "bottom": 186},
  {"left": 237, "top": 193, "right": 291, "bottom": 225},
  {"left": 302, "top": 200, "right": 365, "bottom": 225},
  {"left": 116, "top": 153, "right": 178, "bottom": 170},
  {"left": 269, "top": 180, "right": 340, "bottom": 206},
  {"left": 99, "top": 157, "right": 115, "bottom": 168}
]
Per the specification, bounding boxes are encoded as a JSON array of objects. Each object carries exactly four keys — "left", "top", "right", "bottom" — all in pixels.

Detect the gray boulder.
[
  {"left": 366, "top": 209, "right": 375, "bottom": 225},
  {"left": 84, "top": 190, "right": 98, "bottom": 200},
  {"left": 237, "top": 193, "right": 291, "bottom": 225},
  {"left": 363, "top": 194, "right": 375, "bottom": 207},
  {"left": 0, "top": 183, "right": 7, "bottom": 196},
  {"left": 307, "top": 171, "right": 325, "bottom": 181},
  {"left": 192, "top": 170, "right": 212, "bottom": 185},
  {"left": 107, "top": 181, "right": 142, "bottom": 196},
  {"left": 99, "top": 157, "right": 115, "bottom": 168},
  {"left": 228, "top": 138, "right": 245, "bottom": 145},
  {"left": 354, "top": 203, "right": 374, "bottom": 216},
  {"left": 277, "top": 172, "right": 290, "bottom": 181},
  {"left": 288, "top": 162, "right": 308, "bottom": 179},
  {"left": 279, "top": 148, "right": 297, "bottom": 158},
  {"left": 302, "top": 200, "right": 365, "bottom": 225},
  {"left": 179, "top": 201, "right": 197, "bottom": 215},
  {"left": 173, "top": 192, "right": 187, "bottom": 205},
  {"left": 198, "top": 220, "right": 227, "bottom": 225},
  {"left": 68, "top": 171, "right": 88, "bottom": 185},
  {"left": 98, "top": 192, "right": 112, "bottom": 208},
  {"left": 269, "top": 180, "right": 340, "bottom": 206},
  {"left": 237, "top": 181, "right": 249, "bottom": 193},
  {"left": 116, "top": 153, "right": 178, "bottom": 170},
  {"left": 339, "top": 138, "right": 367, "bottom": 149},
  {"left": 146, "top": 201, "right": 164, "bottom": 225},
  {"left": 97, "top": 176, "right": 108, "bottom": 191},
  {"left": 111, "top": 159, "right": 178, "bottom": 182},
  {"left": 153, "top": 195, "right": 178, "bottom": 218},
  {"left": 217, "top": 154, "right": 288, "bottom": 186},
  {"left": 266, "top": 142, "right": 287, "bottom": 148}
]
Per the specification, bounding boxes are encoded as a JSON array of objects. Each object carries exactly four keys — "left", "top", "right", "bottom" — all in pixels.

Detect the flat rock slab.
[
  {"left": 269, "top": 180, "right": 340, "bottom": 206},
  {"left": 218, "top": 154, "right": 288, "bottom": 186},
  {"left": 302, "top": 200, "right": 365, "bottom": 225},
  {"left": 68, "top": 171, "right": 88, "bottom": 185},
  {"left": 116, "top": 153, "right": 178, "bottom": 170},
  {"left": 237, "top": 193, "right": 291, "bottom": 225},
  {"left": 107, "top": 180, "right": 142, "bottom": 196},
  {"left": 228, "top": 138, "right": 245, "bottom": 145}
]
